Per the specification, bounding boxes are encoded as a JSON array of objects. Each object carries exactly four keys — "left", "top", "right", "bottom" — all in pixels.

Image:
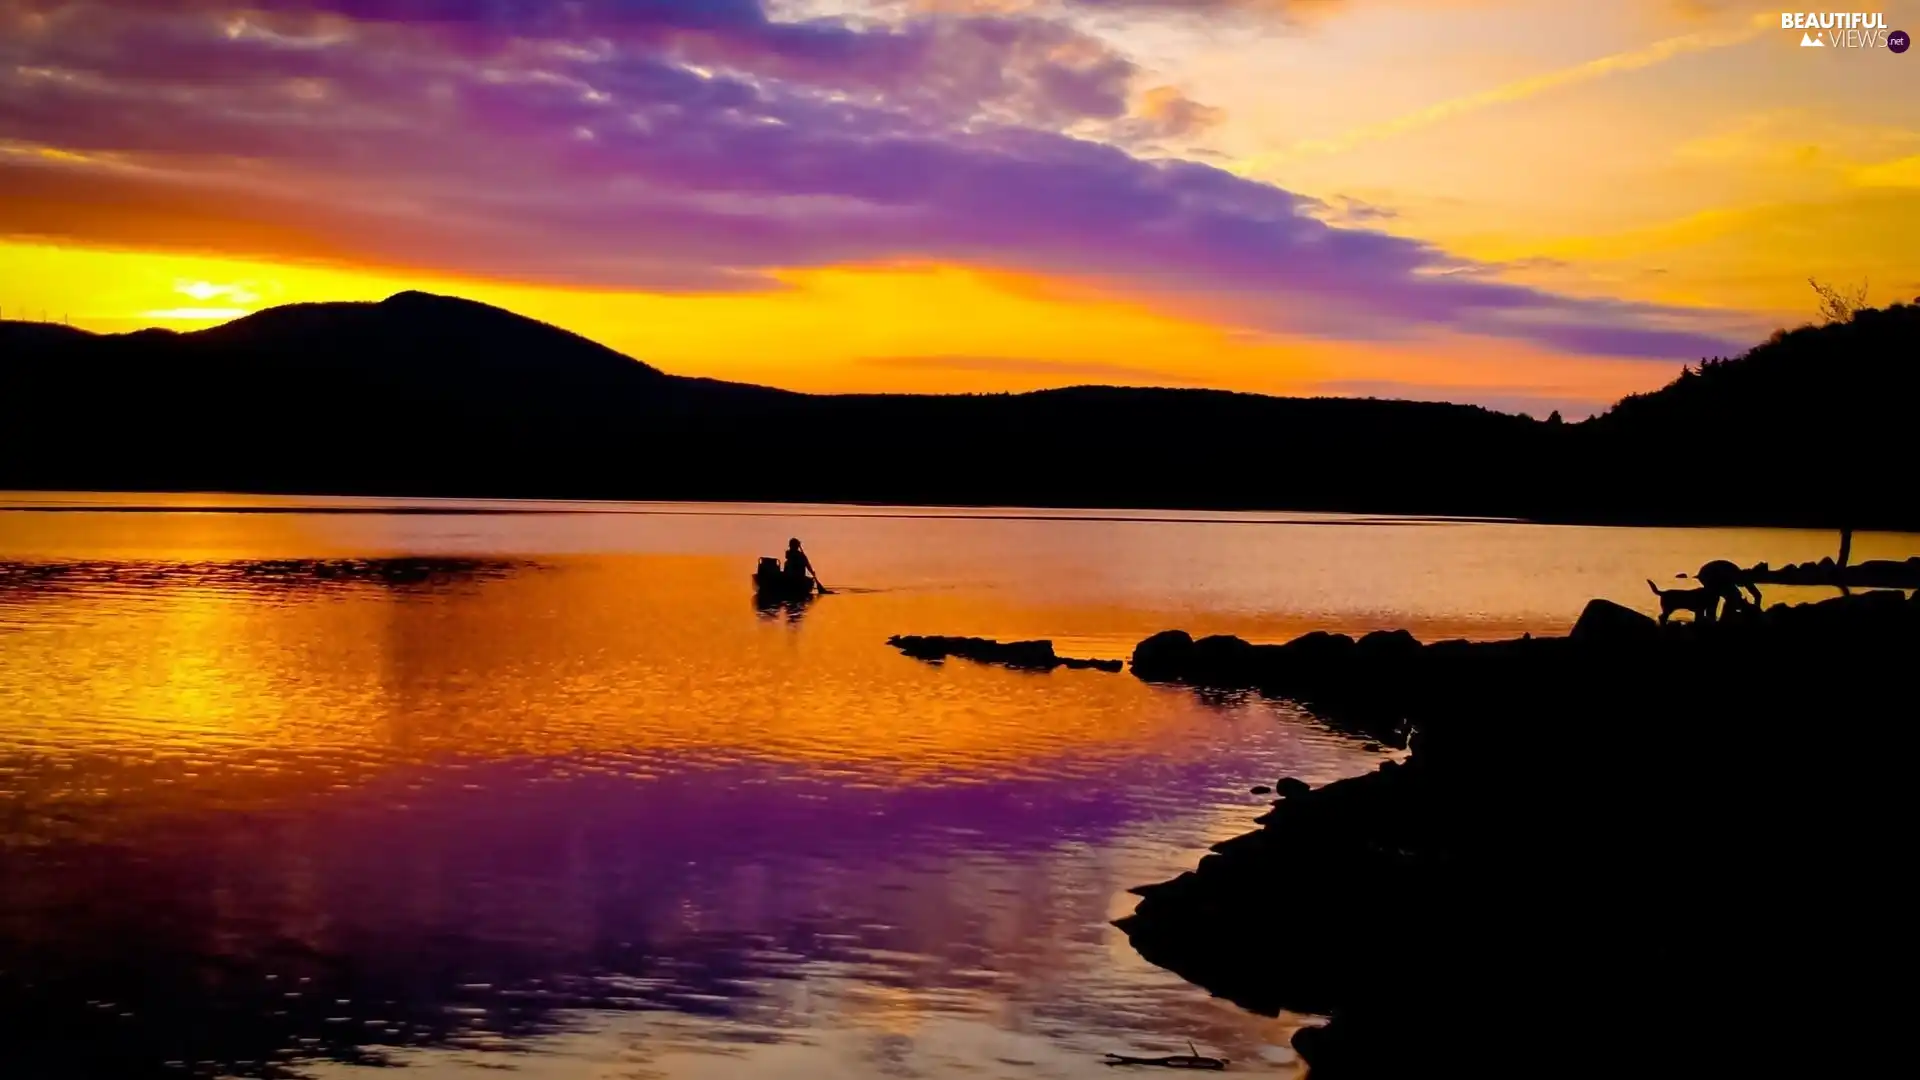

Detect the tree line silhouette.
[{"left": 2, "top": 290, "right": 1912, "bottom": 529}]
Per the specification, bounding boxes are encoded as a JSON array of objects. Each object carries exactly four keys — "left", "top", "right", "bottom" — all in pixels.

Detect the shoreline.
[
  {"left": 3, "top": 488, "right": 1918, "bottom": 535},
  {"left": 1115, "top": 589, "right": 1919, "bottom": 1075}
]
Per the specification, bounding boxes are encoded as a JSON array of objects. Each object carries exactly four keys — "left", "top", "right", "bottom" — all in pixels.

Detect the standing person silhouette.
[
  {"left": 1693, "top": 559, "right": 1762, "bottom": 620},
  {"left": 782, "top": 538, "right": 821, "bottom": 594}
]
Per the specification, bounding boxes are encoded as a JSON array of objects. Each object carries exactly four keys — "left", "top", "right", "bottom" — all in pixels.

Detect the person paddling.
[{"left": 783, "top": 538, "right": 825, "bottom": 594}]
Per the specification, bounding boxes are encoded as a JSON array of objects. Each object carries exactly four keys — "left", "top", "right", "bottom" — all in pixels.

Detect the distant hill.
[
  {"left": 2, "top": 291, "right": 1913, "bottom": 529},
  {"left": 1553, "top": 300, "right": 1919, "bottom": 529}
]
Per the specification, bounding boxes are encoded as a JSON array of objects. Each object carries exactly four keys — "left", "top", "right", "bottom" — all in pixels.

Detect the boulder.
[
  {"left": 1282, "top": 631, "right": 1359, "bottom": 667},
  {"left": 1569, "top": 598, "right": 1659, "bottom": 646},
  {"left": 1131, "top": 630, "right": 1196, "bottom": 680},
  {"left": 1356, "top": 628, "right": 1421, "bottom": 665},
  {"left": 1191, "top": 634, "right": 1257, "bottom": 674}
]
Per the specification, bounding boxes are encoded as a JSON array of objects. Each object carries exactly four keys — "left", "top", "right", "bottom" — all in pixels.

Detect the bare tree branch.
[{"left": 1809, "top": 277, "right": 1869, "bottom": 324}]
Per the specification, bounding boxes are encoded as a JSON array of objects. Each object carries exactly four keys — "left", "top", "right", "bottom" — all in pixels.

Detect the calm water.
[{"left": 0, "top": 494, "right": 1905, "bottom": 1080}]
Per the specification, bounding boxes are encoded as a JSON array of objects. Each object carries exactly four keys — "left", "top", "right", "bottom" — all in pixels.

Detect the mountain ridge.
[{"left": 3, "top": 292, "right": 1913, "bottom": 530}]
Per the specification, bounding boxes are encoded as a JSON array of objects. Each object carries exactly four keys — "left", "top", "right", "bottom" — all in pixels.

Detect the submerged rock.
[{"left": 887, "top": 635, "right": 1123, "bottom": 673}]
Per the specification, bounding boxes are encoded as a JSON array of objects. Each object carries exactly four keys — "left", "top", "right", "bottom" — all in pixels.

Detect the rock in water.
[
  {"left": 1274, "top": 778, "right": 1311, "bottom": 799},
  {"left": 887, "top": 635, "right": 1122, "bottom": 673},
  {"left": 1131, "top": 630, "right": 1196, "bottom": 680}
]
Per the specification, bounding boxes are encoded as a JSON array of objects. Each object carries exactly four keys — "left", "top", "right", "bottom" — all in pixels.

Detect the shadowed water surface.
[{"left": 1, "top": 495, "right": 1905, "bottom": 1079}]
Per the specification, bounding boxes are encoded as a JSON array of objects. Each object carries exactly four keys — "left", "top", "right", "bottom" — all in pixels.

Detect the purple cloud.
[{"left": 0, "top": 0, "right": 1744, "bottom": 360}]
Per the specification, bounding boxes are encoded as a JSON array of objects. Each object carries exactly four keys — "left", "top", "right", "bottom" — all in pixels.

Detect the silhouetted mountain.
[
  {"left": 2, "top": 292, "right": 1913, "bottom": 528},
  {"left": 0, "top": 321, "right": 97, "bottom": 351}
]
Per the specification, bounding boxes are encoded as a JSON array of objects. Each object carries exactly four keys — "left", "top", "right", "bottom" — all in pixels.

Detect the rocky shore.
[
  {"left": 1116, "top": 590, "right": 1918, "bottom": 1076},
  {"left": 1747, "top": 555, "right": 1920, "bottom": 590}
]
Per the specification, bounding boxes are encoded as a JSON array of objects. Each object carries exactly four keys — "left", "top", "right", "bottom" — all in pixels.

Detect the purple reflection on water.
[{"left": 0, "top": 748, "right": 1313, "bottom": 1077}]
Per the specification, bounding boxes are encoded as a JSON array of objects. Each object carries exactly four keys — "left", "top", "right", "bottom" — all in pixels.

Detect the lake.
[{"left": 0, "top": 493, "right": 1902, "bottom": 1079}]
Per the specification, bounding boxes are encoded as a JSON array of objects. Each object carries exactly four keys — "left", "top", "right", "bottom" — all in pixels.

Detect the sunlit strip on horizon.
[{"left": 142, "top": 306, "right": 255, "bottom": 320}]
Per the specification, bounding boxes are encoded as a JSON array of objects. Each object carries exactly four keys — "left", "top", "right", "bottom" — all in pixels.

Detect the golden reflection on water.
[
  {"left": 3, "top": 555, "right": 1329, "bottom": 792},
  {"left": 1, "top": 496, "right": 1911, "bottom": 1079}
]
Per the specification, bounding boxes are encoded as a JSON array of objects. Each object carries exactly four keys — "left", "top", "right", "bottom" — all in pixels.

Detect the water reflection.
[
  {"left": 0, "top": 533, "right": 1359, "bottom": 1079},
  {"left": 752, "top": 591, "right": 818, "bottom": 624},
  {"left": 5, "top": 498, "right": 1904, "bottom": 1079},
  {"left": 0, "top": 557, "right": 529, "bottom": 606},
  {"left": 3, "top": 760, "right": 1308, "bottom": 1079}
]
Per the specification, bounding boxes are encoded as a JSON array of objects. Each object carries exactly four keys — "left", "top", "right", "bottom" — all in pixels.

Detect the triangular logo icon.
[{"left": 1801, "top": 31, "right": 1825, "bottom": 46}]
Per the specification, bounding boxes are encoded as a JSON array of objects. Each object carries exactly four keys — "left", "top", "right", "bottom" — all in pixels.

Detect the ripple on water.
[{"left": 23, "top": 507, "right": 1730, "bottom": 1078}]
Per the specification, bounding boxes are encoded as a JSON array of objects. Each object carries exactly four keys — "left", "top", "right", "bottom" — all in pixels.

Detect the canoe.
[{"left": 753, "top": 569, "right": 818, "bottom": 602}]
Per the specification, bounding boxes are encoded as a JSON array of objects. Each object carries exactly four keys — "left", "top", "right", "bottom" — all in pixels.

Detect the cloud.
[
  {"left": 1237, "top": 13, "right": 1774, "bottom": 169},
  {"left": 0, "top": 0, "right": 1741, "bottom": 360},
  {"left": 3, "top": 0, "right": 1151, "bottom": 130},
  {"left": 966, "top": 0, "right": 1346, "bottom": 18},
  {"left": 1853, "top": 154, "right": 1920, "bottom": 189},
  {"left": 174, "top": 279, "right": 262, "bottom": 303},
  {"left": 1299, "top": 194, "right": 1399, "bottom": 225},
  {"left": 1113, "top": 84, "right": 1225, "bottom": 141},
  {"left": 1050, "top": 1, "right": 1732, "bottom": 23}
]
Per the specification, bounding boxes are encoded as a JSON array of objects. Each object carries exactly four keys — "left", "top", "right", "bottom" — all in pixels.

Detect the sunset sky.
[{"left": 2, "top": 0, "right": 1915, "bottom": 415}]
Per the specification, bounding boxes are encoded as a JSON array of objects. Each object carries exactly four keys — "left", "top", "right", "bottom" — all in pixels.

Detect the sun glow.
[
  {"left": 1, "top": 236, "right": 1682, "bottom": 413},
  {"left": 0, "top": 238, "right": 1347, "bottom": 395}
]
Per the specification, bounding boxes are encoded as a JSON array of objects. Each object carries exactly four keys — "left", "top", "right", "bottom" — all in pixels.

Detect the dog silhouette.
[{"left": 1649, "top": 580, "right": 1715, "bottom": 624}]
